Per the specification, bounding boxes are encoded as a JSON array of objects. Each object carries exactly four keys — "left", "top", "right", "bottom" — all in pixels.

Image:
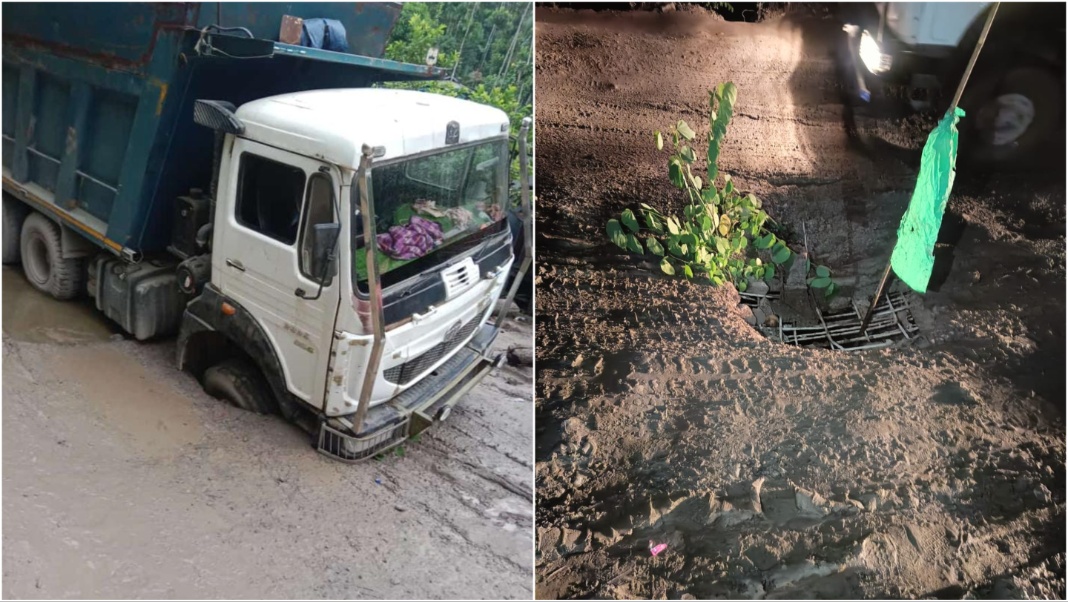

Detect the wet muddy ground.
[
  {"left": 2, "top": 266, "right": 534, "bottom": 599},
  {"left": 534, "top": 7, "right": 1064, "bottom": 600}
]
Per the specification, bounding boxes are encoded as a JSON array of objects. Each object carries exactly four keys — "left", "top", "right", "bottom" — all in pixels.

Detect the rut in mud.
[{"left": 534, "top": 7, "right": 1065, "bottom": 600}]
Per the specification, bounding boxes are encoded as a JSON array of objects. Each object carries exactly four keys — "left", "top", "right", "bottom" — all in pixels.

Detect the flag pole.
[{"left": 859, "top": 2, "right": 999, "bottom": 336}]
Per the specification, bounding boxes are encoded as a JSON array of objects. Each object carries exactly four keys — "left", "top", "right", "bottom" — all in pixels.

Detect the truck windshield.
[{"left": 353, "top": 139, "right": 509, "bottom": 291}]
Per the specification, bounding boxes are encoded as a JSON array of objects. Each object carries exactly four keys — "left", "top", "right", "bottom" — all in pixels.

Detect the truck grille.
[{"left": 384, "top": 317, "right": 480, "bottom": 385}]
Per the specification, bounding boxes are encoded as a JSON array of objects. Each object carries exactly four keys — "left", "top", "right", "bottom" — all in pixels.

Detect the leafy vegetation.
[
  {"left": 384, "top": 4, "right": 532, "bottom": 197},
  {"left": 607, "top": 83, "right": 836, "bottom": 297}
]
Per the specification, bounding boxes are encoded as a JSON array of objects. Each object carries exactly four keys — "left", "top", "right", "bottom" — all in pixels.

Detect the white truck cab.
[{"left": 180, "top": 89, "right": 526, "bottom": 461}]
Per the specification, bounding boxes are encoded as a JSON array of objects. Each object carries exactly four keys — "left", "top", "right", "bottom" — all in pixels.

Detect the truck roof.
[{"left": 235, "top": 88, "right": 510, "bottom": 168}]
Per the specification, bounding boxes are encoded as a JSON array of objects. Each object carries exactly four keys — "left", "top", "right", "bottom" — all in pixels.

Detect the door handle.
[{"left": 226, "top": 258, "right": 245, "bottom": 272}]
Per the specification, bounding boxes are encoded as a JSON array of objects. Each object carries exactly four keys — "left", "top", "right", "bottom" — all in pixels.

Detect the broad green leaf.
[
  {"left": 646, "top": 237, "right": 665, "bottom": 256},
  {"left": 660, "top": 258, "right": 675, "bottom": 275},
  {"left": 764, "top": 266, "right": 776, "bottom": 283},
  {"left": 607, "top": 219, "right": 627, "bottom": 249},
  {"left": 707, "top": 84, "right": 736, "bottom": 184},
  {"left": 683, "top": 264, "right": 694, "bottom": 279},
  {"left": 655, "top": 131, "right": 663, "bottom": 151},
  {"left": 679, "top": 145, "right": 696, "bottom": 164},
  {"left": 724, "top": 177, "right": 734, "bottom": 195},
  {"left": 701, "top": 189, "right": 719, "bottom": 205},
  {"left": 625, "top": 233, "right": 644, "bottom": 255},
  {"left": 755, "top": 233, "right": 775, "bottom": 249},
  {"left": 772, "top": 244, "right": 791, "bottom": 265},
  {"left": 679, "top": 233, "right": 698, "bottom": 248},
  {"left": 747, "top": 193, "right": 762, "bottom": 209},
  {"left": 699, "top": 214, "right": 713, "bottom": 234},
  {"left": 825, "top": 282, "right": 838, "bottom": 298},
  {"left": 621, "top": 208, "right": 639, "bottom": 232},
  {"left": 810, "top": 276, "right": 831, "bottom": 288},
  {"left": 644, "top": 211, "right": 663, "bottom": 233},
  {"left": 669, "top": 159, "right": 685, "bottom": 188},
  {"left": 667, "top": 239, "right": 684, "bottom": 258},
  {"left": 677, "top": 119, "right": 695, "bottom": 140},
  {"left": 815, "top": 265, "right": 830, "bottom": 278},
  {"left": 714, "top": 237, "right": 730, "bottom": 256},
  {"left": 738, "top": 279, "right": 748, "bottom": 292},
  {"left": 737, "top": 236, "right": 748, "bottom": 250}
]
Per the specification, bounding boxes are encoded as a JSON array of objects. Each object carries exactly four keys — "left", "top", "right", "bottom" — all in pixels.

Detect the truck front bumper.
[{"left": 316, "top": 322, "right": 502, "bottom": 462}]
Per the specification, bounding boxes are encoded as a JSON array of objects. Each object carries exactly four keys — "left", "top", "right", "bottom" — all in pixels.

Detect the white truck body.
[{"left": 880, "top": 2, "right": 989, "bottom": 48}]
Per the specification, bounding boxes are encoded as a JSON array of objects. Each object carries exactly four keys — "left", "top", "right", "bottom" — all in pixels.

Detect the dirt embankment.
[
  {"left": 534, "top": 7, "right": 1065, "bottom": 600},
  {"left": 2, "top": 266, "right": 534, "bottom": 600}
]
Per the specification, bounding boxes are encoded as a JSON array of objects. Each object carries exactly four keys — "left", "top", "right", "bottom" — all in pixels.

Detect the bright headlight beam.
[{"left": 859, "top": 30, "right": 892, "bottom": 75}]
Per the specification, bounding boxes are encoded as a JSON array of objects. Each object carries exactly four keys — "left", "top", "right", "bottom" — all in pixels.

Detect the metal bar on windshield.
[{"left": 351, "top": 144, "right": 387, "bottom": 434}]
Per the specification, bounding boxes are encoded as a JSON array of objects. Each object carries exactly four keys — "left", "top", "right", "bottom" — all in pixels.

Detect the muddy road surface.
[
  {"left": 535, "top": 7, "right": 1064, "bottom": 600},
  {"left": 2, "top": 265, "right": 533, "bottom": 599}
]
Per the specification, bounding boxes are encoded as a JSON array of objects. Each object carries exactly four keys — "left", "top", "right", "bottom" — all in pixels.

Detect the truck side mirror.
[{"left": 310, "top": 222, "right": 340, "bottom": 283}]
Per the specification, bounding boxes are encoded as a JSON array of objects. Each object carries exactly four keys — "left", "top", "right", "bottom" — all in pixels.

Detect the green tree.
[{"left": 384, "top": 2, "right": 533, "bottom": 192}]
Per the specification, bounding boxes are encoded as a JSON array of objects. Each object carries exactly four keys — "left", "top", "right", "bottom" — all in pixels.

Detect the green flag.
[{"left": 890, "top": 107, "right": 964, "bottom": 294}]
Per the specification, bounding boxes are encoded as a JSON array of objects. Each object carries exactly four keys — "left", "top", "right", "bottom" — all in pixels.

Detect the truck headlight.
[{"left": 859, "top": 30, "right": 892, "bottom": 75}]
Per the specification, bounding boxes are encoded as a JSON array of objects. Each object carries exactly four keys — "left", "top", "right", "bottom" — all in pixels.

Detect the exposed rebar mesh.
[
  {"left": 384, "top": 317, "right": 480, "bottom": 385},
  {"left": 780, "top": 291, "right": 919, "bottom": 351}
]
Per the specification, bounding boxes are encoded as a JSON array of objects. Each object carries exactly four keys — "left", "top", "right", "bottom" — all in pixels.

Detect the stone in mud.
[
  {"left": 747, "top": 280, "right": 770, "bottom": 296},
  {"left": 753, "top": 307, "right": 768, "bottom": 326},
  {"left": 538, "top": 526, "right": 563, "bottom": 561},
  {"left": 739, "top": 304, "right": 757, "bottom": 326},
  {"left": 785, "top": 250, "right": 809, "bottom": 290},
  {"left": 560, "top": 527, "right": 586, "bottom": 553},
  {"left": 572, "top": 472, "right": 588, "bottom": 488}
]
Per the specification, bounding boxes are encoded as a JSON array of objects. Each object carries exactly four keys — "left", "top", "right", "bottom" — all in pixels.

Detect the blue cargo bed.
[{"left": 2, "top": 2, "right": 444, "bottom": 256}]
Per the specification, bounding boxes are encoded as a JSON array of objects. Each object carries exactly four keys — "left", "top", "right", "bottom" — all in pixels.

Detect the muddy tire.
[
  {"left": 3, "top": 196, "right": 27, "bottom": 265},
  {"left": 19, "top": 212, "right": 85, "bottom": 300},
  {"left": 957, "top": 62, "right": 1064, "bottom": 171},
  {"left": 203, "top": 358, "right": 277, "bottom": 415}
]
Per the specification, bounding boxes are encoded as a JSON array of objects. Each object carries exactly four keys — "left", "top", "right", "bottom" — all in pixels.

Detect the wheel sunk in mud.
[
  {"left": 19, "top": 212, "right": 85, "bottom": 301},
  {"left": 958, "top": 62, "right": 1064, "bottom": 170},
  {"left": 203, "top": 358, "right": 278, "bottom": 415}
]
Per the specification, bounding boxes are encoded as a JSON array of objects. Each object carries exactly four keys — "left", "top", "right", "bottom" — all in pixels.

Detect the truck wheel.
[
  {"left": 958, "top": 64, "right": 1064, "bottom": 170},
  {"left": 203, "top": 358, "right": 277, "bottom": 415},
  {"left": 3, "top": 196, "right": 27, "bottom": 265},
  {"left": 19, "top": 212, "right": 85, "bottom": 300}
]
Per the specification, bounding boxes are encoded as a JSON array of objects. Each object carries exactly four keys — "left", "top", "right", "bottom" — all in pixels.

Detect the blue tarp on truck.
[{"left": 2, "top": 2, "right": 445, "bottom": 256}]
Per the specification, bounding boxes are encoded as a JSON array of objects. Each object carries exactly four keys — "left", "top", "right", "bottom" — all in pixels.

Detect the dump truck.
[
  {"left": 2, "top": 3, "right": 532, "bottom": 462},
  {"left": 841, "top": 2, "right": 1065, "bottom": 168}
]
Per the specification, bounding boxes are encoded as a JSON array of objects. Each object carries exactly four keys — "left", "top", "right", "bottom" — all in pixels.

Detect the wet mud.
[{"left": 3, "top": 265, "right": 534, "bottom": 599}]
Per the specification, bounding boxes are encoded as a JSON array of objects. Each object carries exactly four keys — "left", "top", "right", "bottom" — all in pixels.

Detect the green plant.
[
  {"left": 807, "top": 262, "right": 839, "bottom": 298},
  {"left": 606, "top": 82, "right": 794, "bottom": 291},
  {"left": 385, "top": 8, "right": 460, "bottom": 68}
]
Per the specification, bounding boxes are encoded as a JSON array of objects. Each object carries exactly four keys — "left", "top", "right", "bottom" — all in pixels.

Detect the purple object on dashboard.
[{"left": 377, "top": 215, "right": 444, "bottom": 260}]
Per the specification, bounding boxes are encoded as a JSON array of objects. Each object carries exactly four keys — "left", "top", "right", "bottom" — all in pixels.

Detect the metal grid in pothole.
[{"left": 778, "top": 291, "right": 919, "bottom": 351}]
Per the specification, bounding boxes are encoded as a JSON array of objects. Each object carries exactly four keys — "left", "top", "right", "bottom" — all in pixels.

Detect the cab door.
[{"left": 213, "top": 137, "right": 342, "bottom": 407}]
